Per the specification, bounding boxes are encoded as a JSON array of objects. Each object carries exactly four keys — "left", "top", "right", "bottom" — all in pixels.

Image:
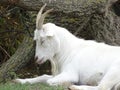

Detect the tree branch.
[{"left": 0, "top": 0, "right": 106, "bottom": 12}]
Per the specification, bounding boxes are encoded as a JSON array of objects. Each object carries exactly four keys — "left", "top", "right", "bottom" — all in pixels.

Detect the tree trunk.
[
  {"left": 0, "top": 36, "right": 35, "bottom": 82},
  {"left": 0, "top": 0, "right": 120, "bottom": 82}
]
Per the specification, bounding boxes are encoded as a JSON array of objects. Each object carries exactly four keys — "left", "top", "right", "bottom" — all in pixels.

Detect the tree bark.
[
  {"left": 0, "top": 0, "right": 120, "bottom": 82},
  {"left": 0, "top": 0, "right": 107, "bottom": 11},
  {"left": 0, "top": 36, "right": 35, "bottom": 82}
]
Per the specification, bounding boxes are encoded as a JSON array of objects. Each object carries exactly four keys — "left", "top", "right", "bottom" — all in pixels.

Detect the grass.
[{"left": 0, "top": 82, "right": 66, "bottom": 90}]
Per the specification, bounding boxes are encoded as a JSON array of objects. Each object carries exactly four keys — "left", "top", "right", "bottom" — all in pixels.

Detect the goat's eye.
[{"left": 41, "top": 40, "right": 44, "bottom": 45}]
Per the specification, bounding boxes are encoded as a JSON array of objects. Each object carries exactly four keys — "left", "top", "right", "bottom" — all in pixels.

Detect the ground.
[{"left": 0, "top": 82, "right": 65, "bottom": 90}]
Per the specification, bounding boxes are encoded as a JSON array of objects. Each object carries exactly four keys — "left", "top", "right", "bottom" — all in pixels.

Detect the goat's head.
[{"left": 34, "top": 4, "right": 60, "bottom": 64}]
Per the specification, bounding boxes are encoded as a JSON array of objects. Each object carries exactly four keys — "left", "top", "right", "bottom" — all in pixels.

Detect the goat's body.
[
  {"left": 15, "top": 23, "right": 120, "bottom": 90},
  {"left": 51, "top": 24, "right": 120, "bottom": 85}
]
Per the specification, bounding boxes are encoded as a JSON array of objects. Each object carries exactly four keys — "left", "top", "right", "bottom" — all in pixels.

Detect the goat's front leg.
[
  {"left": 47, "top": 72, "right": 78, "bottom": 86},
  {"left": 14, "top": 74, "right": 53, "bottom": 84}
]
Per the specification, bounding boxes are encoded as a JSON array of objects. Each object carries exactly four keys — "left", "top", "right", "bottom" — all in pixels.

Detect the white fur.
[{"left": 15, "top": 23, "right": 120, "bottom": 90}]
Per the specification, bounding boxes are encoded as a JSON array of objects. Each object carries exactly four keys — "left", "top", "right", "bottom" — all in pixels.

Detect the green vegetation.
[{"left": 0, "top": 82, "right": 65, "bottom": 90}]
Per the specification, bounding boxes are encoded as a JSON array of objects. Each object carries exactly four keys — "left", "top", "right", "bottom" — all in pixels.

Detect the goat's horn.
[
  {"left": 36, "top": 4, "right": 53, "bottom": 30},
  {"left": 38, "top": 8, "right": 53, "bottom": 29},
  {"left": 36, "top": 4, "right": 46, "bottom": 29}
]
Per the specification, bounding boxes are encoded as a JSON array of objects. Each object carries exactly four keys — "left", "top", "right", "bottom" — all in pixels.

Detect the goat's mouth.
[{"left": 36, "top": 58, "right": 45, "bottom": 64}]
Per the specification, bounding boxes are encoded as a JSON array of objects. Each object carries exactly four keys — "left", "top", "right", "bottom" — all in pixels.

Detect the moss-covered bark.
[
  {"left": 0, "top": 0, "right": 106, "bottom": 11},
  {"left": 0, "top": 36, "right": 35, "bottom": 82}
]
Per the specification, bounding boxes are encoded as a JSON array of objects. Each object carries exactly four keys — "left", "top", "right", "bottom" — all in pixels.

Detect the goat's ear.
[{"left": 45, "top": 31, "right": 54, "bottom": 37}]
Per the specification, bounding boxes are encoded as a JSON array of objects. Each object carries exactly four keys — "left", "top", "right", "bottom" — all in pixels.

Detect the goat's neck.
[{"left": 52, "top": 27, "right": 79, "bottom": 75}]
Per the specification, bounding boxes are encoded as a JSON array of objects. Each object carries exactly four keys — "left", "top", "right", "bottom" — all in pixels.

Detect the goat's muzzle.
[
  {"left": 35, "top": 56, "right": 38, "bottom": 61},
  {"left": 35, "top": 56, "right": 45, "bottom": 65}
]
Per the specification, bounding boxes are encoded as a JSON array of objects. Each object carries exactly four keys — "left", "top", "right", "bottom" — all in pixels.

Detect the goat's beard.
[{"left": 50, "top": 60, "right": 59, "bottom": 76}]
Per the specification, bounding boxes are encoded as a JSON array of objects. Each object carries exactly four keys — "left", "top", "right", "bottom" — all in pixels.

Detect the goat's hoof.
[
  {"left": 12, "top": 79, "right": 20, "bottom": 83},
  {"left": 68, "top": 85, "right": 80, "bottom": 90},
  {"left": 12, "top": 79, "right": 25, "bottom": 84}
]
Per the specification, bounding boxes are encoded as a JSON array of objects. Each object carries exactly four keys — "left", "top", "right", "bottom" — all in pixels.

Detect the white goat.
[{"left": 15, "top": 4, "right": 120, "bottom": 90}]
